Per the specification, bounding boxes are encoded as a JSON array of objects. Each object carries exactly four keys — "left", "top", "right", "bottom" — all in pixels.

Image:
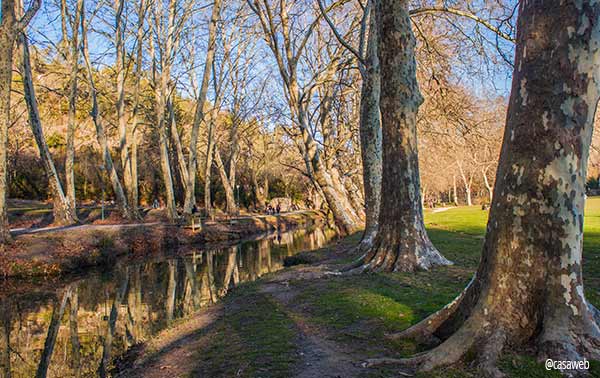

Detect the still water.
[{"left": 0, "top": 226, "right": 336, "bottom": 378}]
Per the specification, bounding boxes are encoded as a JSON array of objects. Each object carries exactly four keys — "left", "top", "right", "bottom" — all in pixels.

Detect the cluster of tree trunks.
[{"left": 364, "top": 0, "right": 600, "bottom": 375}]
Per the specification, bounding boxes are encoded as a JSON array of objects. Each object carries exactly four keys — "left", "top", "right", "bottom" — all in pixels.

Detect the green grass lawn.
[{"left": 189, "top": 199, "right": 600, "bottom": 378}]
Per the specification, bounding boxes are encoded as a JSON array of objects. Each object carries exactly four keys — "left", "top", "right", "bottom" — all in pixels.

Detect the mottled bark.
[
  {"left": 356, "top": 0, "right": 450, "bottom": 272},
  {"left": 379, "top": 1, "right": 600, "bottom": 375},
  {"left": 357, "top": 2, "right": 382, "bottom": 249},
  {"left": 19, "top": 32, "right": 78, "bottom": 225},
  {"left": 183, "top": 0, "right": 222, "bottom": 215}
]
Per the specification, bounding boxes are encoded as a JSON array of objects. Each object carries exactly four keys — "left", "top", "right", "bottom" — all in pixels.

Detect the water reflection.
[{"left": 0, "top": 226, "right": 336, "bottom": 378}]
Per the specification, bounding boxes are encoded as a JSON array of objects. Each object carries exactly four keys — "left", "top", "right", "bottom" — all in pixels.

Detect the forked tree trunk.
[
  {"left": 357, "top": 2, "right": 382, "bottom": 250},
  {"left": 128, "top": 0, "right": 146, "bottom": 211},
  {"left": 354, "top": 0, "right": 451, "bottom": 272},
  {"left": 64, "top": 0, "right": 82, "bottom": 211},
  {"left": 183, "top": 0, "right": 222, "bottom": 215},
  {"left": 19, "top": 33, "right": 78, "bottom": 225},
  {"left": 380, "top": 1, "right": 600, "bottom": 376},
  {"left": 82, "top": 30, "right": 134, "bottom": 221}
]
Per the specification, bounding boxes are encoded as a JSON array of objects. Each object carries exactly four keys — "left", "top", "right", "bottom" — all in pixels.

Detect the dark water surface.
[{"left": 0, "top": 226, "right": 336, "bottom": 378}]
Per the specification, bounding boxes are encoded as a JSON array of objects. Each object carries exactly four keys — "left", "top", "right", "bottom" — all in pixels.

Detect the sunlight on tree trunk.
[
  {"left": 354, "top": 0, "right": 451, "bottom": 272},
  {"left": 377, "top": 1, "right": 600, "bottom": 375}
]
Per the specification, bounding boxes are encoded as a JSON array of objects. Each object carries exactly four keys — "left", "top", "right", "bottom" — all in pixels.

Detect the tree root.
[
  {"left": 364, "top": 312, "right": 513, "bottom": 377},
  {"left": 387, "top": 276, "right": 477, "bottom": 343}
]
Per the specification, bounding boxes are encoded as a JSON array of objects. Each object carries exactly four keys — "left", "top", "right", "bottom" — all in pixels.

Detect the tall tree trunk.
[
  {"left": 355, "top": 0, "right": 451, "bottom": 272},
  {"left": 252, "top": 171, "right": 267, "bottom": 210},
  {"left": 482, "top": 166, "right": 493, "bottom": 204},
  {"left": 114, "top": 0, "right": 140, "bottom": 219},
  {"left": 357, "top": 1, "right": 382, "bottom": 249},
  {"left": 19, "top": 33, "right": 78, "bottom": 225},
  {"left": 0, "top": 0, "right": 40, "bottom": 243},
  {"left": 203, "top": 119, "right": 216, "bottom": 214},
  {"left": 168, "top": 96, "right": 189, "bottom": 192},
  {"left": 457, "top": 161, "right": 473, "bottom": 206},
  {"left": 183, "top": 0, "right": 222, "bottom": 215},
  {"left": 128, "top": 0, "right": 146, "bottom": 211},
  {"left": 214, "top": 146, "right": 238, "bottom": 214},
  {"left": 0, "top": 2, "right": 18, "bottom": 244},
  {"left": 452, "top": 174, "right": 458, "bottom": 206},
  {"left": 383, "top": 1, "right": 600, "bottom": 375},
  {"left": 82, "top": 28, "right": 134, "bottom": 220},
  {"left": 64, "top": 0, "right": 82, "bottom": 211}
]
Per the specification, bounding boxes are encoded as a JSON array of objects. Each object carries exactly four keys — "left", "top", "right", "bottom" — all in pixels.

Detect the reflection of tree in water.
[{"left": 0, "top": 227, "right": 336, "bottom": 377}]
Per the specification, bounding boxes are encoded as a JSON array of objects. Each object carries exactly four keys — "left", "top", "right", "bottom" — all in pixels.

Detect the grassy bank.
[{"left": 134, "top": 198, "right": 600, "bottom": 378}]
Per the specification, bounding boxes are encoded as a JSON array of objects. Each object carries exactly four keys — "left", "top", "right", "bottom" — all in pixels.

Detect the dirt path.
[
  {"left": 431, "top": 206, "right": 454, "bottom": 213},
  {"left": 115, "top": 305, "right": 223, "bottom": 378},
  {"left": 260, "top": 281, "right": 364, "bottom": 378}
]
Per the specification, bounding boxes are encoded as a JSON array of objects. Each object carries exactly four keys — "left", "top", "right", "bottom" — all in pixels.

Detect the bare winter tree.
[
  {"left": 182, "top": 0, "right": 222, "bottom": 216},
  {"left": 370, "top": 0, "right": 600, "bottom": 375},
  {"left": 0, "top": 0, "right": 40, "bottom": 243},
  {"left": 82, "top": 6, "right": 135, "bottom": 220},
  {"left": 319, "top": 0, "right": 381, "bottom": 248},
  {"left": 351, "top": 0, "right": 452, "bottom": 272},
  {"left": 247, "top": 0, "right": 362, "bottom": 235},
  {"left": 18, "top": 21, "right": 78, "bottom": 225},
  {"left": 62, "top": 0, "right": 82, "bottom": 212}
]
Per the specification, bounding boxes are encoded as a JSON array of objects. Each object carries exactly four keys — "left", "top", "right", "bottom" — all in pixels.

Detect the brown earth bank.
[{"left": 1, "top": 210, "right": 326, "bottom": 278}]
